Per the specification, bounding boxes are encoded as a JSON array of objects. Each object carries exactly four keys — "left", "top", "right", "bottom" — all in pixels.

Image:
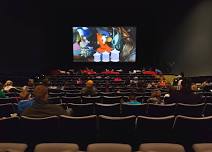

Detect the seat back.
[
  {"left": 20, "top": 116, "right": 59, "bottom": 144},
  {"left": 176, "top": 103, "right": 205, "bottom": 117},
  {"left": 60, "top": 115, "right": 97, "bottom": 149},
  {"left": 173, "top": 115, "right": 212, "bottom": 146},
  {"left": 98, "top": 115, "right": 136, "bottom": 143},
  {"left": 203, "top": 103, "right": 212, "bottom": 116},
  {"left": 34, "top": 143, "right": 78, "bottom": 152},
  {"left": 48, "top": 97, "right": 61, "bottom": 104},
  {"left": 0, "top": 143, "right": 28, "bottom": 152},
  {"left": 0, "top": 116, "right": 20, "bottom": 142},
  {"left": 62, "top": 96, "right": 82, "bottom": 104},
  {"left": 139, "top": 143, "right": 185, "bottom": 152},
  {"left": 87, "top": 143, "right": 132, "bottom": 152},
  {"left": 147, "top": 103, "right": 176, "bottom": 117},
  {"left": 34, "top": 143, "right": 79, "bottom": 152},
  {"left": 102, "top": 96, "right": 122, "bottom": 104},
  {"left": 0, "top": 103, "right": 16, "bottom": 117},
  {"left": 136, "top": 115, "right": 175, "bottom": 143},
  {"left": 121, "top": 103, "right": 147, "bottom": 116},
  {"left": 95, "top": 103, "right": 120, "bottom": 116},
  {"left": 82, "top": 96, "right": 101, "bottom": 103},
  {"left": 67, "top": 103, "right": 94, "bottom": 116}
]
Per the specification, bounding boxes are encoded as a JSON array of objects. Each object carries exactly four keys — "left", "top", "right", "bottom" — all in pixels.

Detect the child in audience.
[
  {"left": 147, "top": 89, "right": 163, "bottom": 104},
  {"left": 127, "top": 91, "right": 142, "bottom": 105}
]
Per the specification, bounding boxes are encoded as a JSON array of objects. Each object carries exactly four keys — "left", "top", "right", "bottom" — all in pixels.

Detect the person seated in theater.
[
  {"left": 42, "top": 78, "right": 50, "bottom": 87},
  {"left": 22, "top": 85, "right": 69, "bottom": 117},
  {"left": 81, "top": 80, "right": 97, "bottom": 96},
  {"left": 147, "top": 89, "right": 163, "bottom": 104},
  {"left": 113, "top": 75, "right": 122, "bottom": 82},
  {"left": 126, "top": 91, "right": 142, "bottom": 105},
  {"left": 18, "top": 89, "right": 33, "bottom": 113},
  {"left": 27, "top": 79, "right": 35, "bottom": 88},
  {"left": 166, "top": 78, "right": 202, "bottom": 104},
  {"left": 3, "top": 80, "right": 17, "bottom": 92},
  {"left": 0, "top": 82, "right": 6, "bottom": 98}
]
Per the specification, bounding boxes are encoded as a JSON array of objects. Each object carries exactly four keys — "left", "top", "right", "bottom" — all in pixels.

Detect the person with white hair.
[{"left": 3, "top": 80, "right": 16, "bottom": 92}]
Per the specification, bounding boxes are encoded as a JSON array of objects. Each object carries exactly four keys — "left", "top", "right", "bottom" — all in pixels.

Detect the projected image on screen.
[{"left": 73, "top": 27, "right": 136, "bottom": 62}]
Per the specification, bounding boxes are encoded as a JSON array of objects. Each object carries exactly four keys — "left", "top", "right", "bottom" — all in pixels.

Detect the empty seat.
[
  {"left": 67, "top": 103, "right": 94, "bottom": 116},
  {"left": 193, "top": 143, "right": 212, "bottom": 152},
  {"left": 136, "top": 115, "right": 175, "bottom": 143},
  {"left": 62, "top": 96, "right": 81, "bottom": 104},
  {"left": 204, "top": 96, "right": 212, "bottom": 103},
  {"left": 95, "top": 103, "right": 120, "bottom": 116},
  {"left": 203, "top": 103, "right": 212, "bottom": 116},
  {"left": 117, "top": 92, "right": 131, "bottom": 96},
  {"left": 102, "top": 96, "right": 122, "bottom": 104},
  {"left": 0, "top": 103, "right": 16, "bottom": 117},
  {"left": 147, "top": 103, "right": 176, "bottom": 117},
  {"left": 0, "top": 98, "right": 17, "bottom": 104},
  {"left": 98, "top": 115, "right": 136, "bottom": 144},
  {"left": 82, "top": 96, "right": 101, "bottom": 103},
  {"left": 173, "top": 115, "right": 212, "bottom": 148},
  {"left": 121, "top": 103, "right": 147, "bottom": 116},
  {"left": 48, "top": 97, "right": 61, "bottom": 104},
  {"left": 20, "top": 116, "right": 59, "bottom": 144},
  {"left": 66, "top": 92, "right": 81, "bottom": 97},
  {"left": 34, "top": 143, "right": 79, "bottom": 152},
  {"left": 0, "top": 143, "right": 28, "bottom": 152},
  {"left": 5, "top": 92, "right": 19, "bottom": 97},
  {"left": 135, "top": 96, "right": 143, "bottom": 102},
  {"left": 60, "top": 115, "right": 97, "bottom": 149},
  {"left": 100, "top": 92, "right": 115, "bottom": 96},
  {"left": 0, "top": 116, "right": 20, "bottom": 142},
  {"left": 49, "top": 92, "right": 63, "bottom": 97},
  {"left": 138, "top": 143, "right": 185, "bottom": 152},
  {"left": 176, "top": 103, "right": 205, "bottom": 117},
  {"left": 87, "top": 143, "right": 132, "bottom": 152}
]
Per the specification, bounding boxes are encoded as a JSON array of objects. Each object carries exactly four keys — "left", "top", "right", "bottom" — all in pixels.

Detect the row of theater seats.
[
  {"left": 2, "top": 142, "right": 211, "bottom": 152},
  {"left": 1, "top": 102, "right": 212, "bottom": 117},
  {"left": 1, "top": 115, "right": 212, "bottom": 150}
]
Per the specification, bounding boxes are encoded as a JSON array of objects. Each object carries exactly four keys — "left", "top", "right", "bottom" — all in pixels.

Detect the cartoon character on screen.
[
  {"left": 75, "top": 27, "right": 93, "bottom": 58},
  {"left": 96, "top": 33, "right": 112, "bottom": 53},
  {"left": 117, "top": 27, "right": 136, "bottom": 62}
]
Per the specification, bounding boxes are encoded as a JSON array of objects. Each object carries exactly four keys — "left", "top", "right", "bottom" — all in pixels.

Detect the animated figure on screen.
[{"left": 96, "top": 33, "right": 112, "bottom": 53}]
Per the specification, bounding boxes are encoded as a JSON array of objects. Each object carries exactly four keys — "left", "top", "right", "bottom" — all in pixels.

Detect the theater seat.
[
  {"left": 193, "top": 143, "right": 212, "bottom": 152},
  {"left": 138, "top": 143, "right": 185, "bottom": 152},
  {"left": 87, "top": 143, "right": 132, "bottom": 152},
  {"left": 0, "top": 143, "right": 27, "bottom": 152},
  {"left": 34, "top": 143, "right": 79, "bottom": 152}
]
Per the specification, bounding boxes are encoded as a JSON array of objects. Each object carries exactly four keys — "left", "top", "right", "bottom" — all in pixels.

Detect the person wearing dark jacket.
[
  {"left": 22, "top": 85, "right": 69, "bottom": 118},
  {"left": 166, "top": 78, "right": 202, "bottom": 104}
]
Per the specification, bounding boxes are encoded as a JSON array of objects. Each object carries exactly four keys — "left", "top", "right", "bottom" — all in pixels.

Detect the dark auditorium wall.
[{"left": 0, "top": 0, "right": 211, "bottom": 76}]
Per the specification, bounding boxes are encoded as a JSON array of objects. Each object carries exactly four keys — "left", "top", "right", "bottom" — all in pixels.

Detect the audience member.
[
  {"left": 81, "top": 80, "right": 97, "bottom": 96},
  {"left": 0, "top": 82, "right": 6, "bottom": 98},
  {"left": 22, "top": 85, "right": 69, "bottom": 117},
  {"left": 127, "top": 91, "right": 142, "bottom": 105},
  {"left": 3, "top": 80, "right": 16, "bottom": 92},
  {"left": 147, "top": 89, "right": 163, "bottom": 104},
  {"left": 166, "top": 78, "right": 202, "bottom": 104},
  {"left": 27, "top": 79, "right": 35, "bottom": 88},
  {"left": 42, "top": 78, "right": 50, "bottom": 87},
  {"left": 18, "top": 90, "right": 33, "bottom": 113}
]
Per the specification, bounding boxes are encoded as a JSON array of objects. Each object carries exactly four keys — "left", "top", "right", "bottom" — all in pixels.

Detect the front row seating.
[
  {"left": 87, "top": 143, "right": 131, "bottom": 152},
  {"left": 193, "top": 143, "right": 212, "bottom": 152},
  {"left": 137, "top": 143, "right": 185, "bottom": 152},
  {"left": 0, "top": 143, "right": 187, "bottom": 152},
  {"left": 34, "top": 143, "right": 79, "bottom": 152},
  {"left": 0, "top": 143, "right": 27, "bottom": 152}
]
